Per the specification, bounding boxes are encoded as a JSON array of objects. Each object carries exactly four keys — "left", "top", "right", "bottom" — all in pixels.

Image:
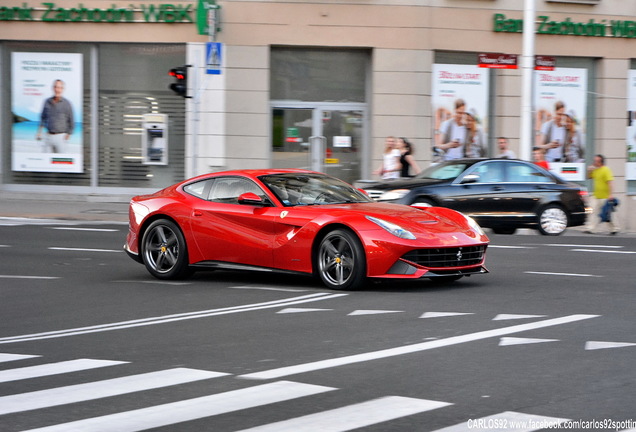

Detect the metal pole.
[{"left": 520, "top": 0, "right": 535, "bottom": 162}]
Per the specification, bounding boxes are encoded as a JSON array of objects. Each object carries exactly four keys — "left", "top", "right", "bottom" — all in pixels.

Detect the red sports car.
[{"left": 125, "top": 169, "right": 489, "bottom": 290}]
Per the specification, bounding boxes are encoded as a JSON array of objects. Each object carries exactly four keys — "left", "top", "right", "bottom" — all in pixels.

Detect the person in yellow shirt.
[{"left": 585, "top": 154, "right": 619, "bottom": 234}]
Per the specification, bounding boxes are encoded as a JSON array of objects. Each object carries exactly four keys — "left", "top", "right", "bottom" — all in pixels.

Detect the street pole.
[{"left": 520, "top": 0, "right": 535, "bottom": 162}]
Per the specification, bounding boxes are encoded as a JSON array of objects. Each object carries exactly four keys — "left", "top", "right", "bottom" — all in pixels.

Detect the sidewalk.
[{"left": 0, "top": 191, "right": 130, "bottom": 223}]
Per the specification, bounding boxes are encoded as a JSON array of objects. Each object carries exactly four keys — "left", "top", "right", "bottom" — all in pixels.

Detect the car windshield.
[
  {"left": 260, "top": 173, "right": 373, "bottom": 207},
  {"left": 414, "top": 162, "right": 472, "bottom": 180}
]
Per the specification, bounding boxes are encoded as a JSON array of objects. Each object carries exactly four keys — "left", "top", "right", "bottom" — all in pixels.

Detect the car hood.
[{"left": 298, "top": 202, "right": 487, "bottom": 242}]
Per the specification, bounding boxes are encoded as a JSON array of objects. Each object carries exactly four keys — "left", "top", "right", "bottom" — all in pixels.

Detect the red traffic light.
[{"left": 168, "top": 66, "right": 189, "bottom": 98}]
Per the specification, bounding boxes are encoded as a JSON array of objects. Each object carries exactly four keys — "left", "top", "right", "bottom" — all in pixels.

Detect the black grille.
[{"left": 402, "top": 245, "right": 486, "bottom": 268}]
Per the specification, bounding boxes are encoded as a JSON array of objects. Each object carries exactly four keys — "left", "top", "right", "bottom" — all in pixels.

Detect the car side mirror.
[
  {"left": 238, "top": 192, "right": 264, "bottom": 205},
  {"left": 460, "top": 174, "right": 480, "bottom": 184}
]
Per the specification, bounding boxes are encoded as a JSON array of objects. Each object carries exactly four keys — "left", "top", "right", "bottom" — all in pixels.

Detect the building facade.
[{"left": 1, "top": 0, "right": 634, "bottom": 230}]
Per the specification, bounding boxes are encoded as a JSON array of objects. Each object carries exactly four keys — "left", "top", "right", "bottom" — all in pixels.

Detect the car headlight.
[
  {"left": 465, "top": 215, "right": 485, "bottom": 236},
  {"left": 366, "top": 216, "right": 416, "bottom": 240},
  {"left": 378, "top": 189, "right": 409, "bottom": 201}
]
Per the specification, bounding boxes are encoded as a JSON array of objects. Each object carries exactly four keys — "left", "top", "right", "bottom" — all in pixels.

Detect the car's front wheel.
[
  {"left": 316, "top": 229, "right": 366, "bottom": 290},
  {"left": 537, "top": 205, "right": 568, "bottom": 236},
  {"left": 141, "top": 219, "right": 192, "bottom": 279}
]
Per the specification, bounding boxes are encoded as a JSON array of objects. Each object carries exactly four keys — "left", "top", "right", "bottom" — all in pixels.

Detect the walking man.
[{"left": 585, "top": 154, "right": 619, "bottom": 234}]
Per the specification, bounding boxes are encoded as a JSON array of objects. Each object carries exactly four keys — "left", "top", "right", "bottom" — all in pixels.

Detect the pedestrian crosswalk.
[{"left": 0, "top": 351, "right": 624, "bottom": 431}]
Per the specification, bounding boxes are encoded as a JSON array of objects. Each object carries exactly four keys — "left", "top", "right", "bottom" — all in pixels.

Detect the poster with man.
[
  {"left": 11, "top": 52, "right": 83, "bottom": 173},
  {"left": 431, "top": 64, "right": 490, "bottom": 162},
  {"left": 626, "top": 70, "right": 636, "bottom": 180},
  {"left": 534, "top": 67, "right": 587, "bottom": 180}
]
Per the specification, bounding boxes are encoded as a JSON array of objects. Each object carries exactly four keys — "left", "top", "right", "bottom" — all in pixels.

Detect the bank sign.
[
  {"left": 0, "top": 2, "right": 194, "bottom": 23},
  {"left": 494, "top": 13, "right": 636, "bottom": 38}
]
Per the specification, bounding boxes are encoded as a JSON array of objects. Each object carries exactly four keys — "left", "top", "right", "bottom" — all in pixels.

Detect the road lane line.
[
  {"left": 0, "top": 353, "right": 40, "bottom": 363},
  {"left": 524, "top": 271, "right": 602, "bottom": 278},
  {"left": 236, "top": 396, "right": 451, "bottom": 432},
  {"left": 50, "top": 227, "right": 119, "bottom": 232},
  {"left": 571, "top": 248, "right": 636, "bottom": 254},
  {"left": 0, "top": 293, "right": 347, "bottom": 345},
  {"left": 0, "top": 275, "right": 59, "bottom": 280},
  {"left": 48, "top": 247, "right": 122, "bottom": 253},
  {"left": 0, "top": 359, "right": 127, "bottom": 383},
  {"left": 239, "top": 315, "right": 599, "bottom": 380},
  {"left": 545, "top": 244, "right": 623, "bottom": 248},
  {"left": 431, "top": 411, "right": 569, "bottom": 432},
  {"left": 21, "top": 381, "right": 335, "bottom": 432},
  {"left": 0, "top": 368, "right": 228, "bottom": 416}
]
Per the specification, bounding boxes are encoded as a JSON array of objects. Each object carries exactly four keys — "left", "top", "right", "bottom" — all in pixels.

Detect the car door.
[
  {"left": 445, "top": 160, "right": 509, "bottom": 219},
  {"left": 502, "top": 161, "right": 557, "bottom": 218},
  {"left": 188, "top": 176, "right": 276, "bottom": 268}
]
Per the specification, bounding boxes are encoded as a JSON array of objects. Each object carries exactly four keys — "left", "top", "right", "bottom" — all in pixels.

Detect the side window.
[
  {"left": 472, "top": 162, "right": 504, "bottom": 183},
  {"left": 208, "top": 177, "right": 270, "bottom": 204},
  {"left": 183, "top": 179, "right": 213, "bottom": 199},
  {"left": 508, "top": 162, "right": 552, "bottom": 183}
]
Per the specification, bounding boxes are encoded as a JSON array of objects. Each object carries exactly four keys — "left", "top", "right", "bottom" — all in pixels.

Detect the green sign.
[
  {"left": 0, "top": 2, "right": 193, "bottom": 23},
  {"left": 196, "top": 0, "right": 220, "bottom": 36},
  {"left": 494, "top": 13, "right": 636, "bottom": 38}
]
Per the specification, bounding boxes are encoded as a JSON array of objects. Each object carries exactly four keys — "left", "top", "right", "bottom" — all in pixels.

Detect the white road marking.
[
  {"left": 50, "top": 227, "right": 119, "bottom": 232},
  {"left": 499, "top": 337, "right": 559, "bottom": 346},
  {"left": 21, "top": 381, "right": 335, "bottom": 432},
  {"left": 277, "top": 308, "right": 332, "bottom": 314},
  {"left": 48, "top": 247, "right": 122, "bottom": 253},
  {"left": 545, "top": 243, "right": 623, "bottom": 248},
  {"left": 236, "top": 396, "right": 451, "bottom": 432},
  {"left": 239, "top": 315, "right": 598, "bottom": 380},
  {"left": 0, "top": 353, "right": 40, "bottom": 363},
  {"left": 0, "top": 359, "right": 127, "bottom": 383},
  {"left": 585, "top": 341, "right": 636, "bottom": 350},
  {"left": 231, "top": 286, "right": 309, "bottom": 292},
  {"left": 420, "top": 312, "right": 474, "bottom": 319},
  {"left": 524, "top": 271, "right": 602, "bottom": 278},
  {"left": 571, "top": 248, "right": 636, "bottom": 254},
  {"left": 0, "top": 275, "right": 59, "bottom": 280},
  {"left": 0, "top": 293, "right": 347, "bottom": 345},
  {"left": 0, "top": 368, "right": 227, "bottom": 416},
  {"left": 348, "top": 310, "right": 403, "bottom": 316},
  {"left": 431, "top": 411, "right": 569, "bottom": 432},
  {"left": 493, "top": 314, "right": 546, "bottom": 321}
]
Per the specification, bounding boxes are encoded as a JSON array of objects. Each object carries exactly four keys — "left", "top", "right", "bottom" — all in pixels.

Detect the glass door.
[{"left": 271, "top": 104, "right": 366, "bottom": 185}]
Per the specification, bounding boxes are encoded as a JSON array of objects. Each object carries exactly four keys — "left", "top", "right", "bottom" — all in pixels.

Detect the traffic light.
[{"left": 168, "top": 65, "right": 189, "bottom": 98}]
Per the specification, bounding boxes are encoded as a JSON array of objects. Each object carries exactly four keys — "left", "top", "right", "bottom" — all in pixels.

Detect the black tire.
[
  {"left": 141, "top": 219, "right": 192, "bottom": 279},
  {"left": 537, "top": 205, "right": 568, "bottom": 236},
  {"left": 492, "top": 227, "right": 517, "bottom": 235},
  {"left": 316, "top": 229, "right": 366, "bottom": 290}
]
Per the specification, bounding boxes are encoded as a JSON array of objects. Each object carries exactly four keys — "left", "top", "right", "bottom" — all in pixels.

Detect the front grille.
[{"left": 402, "top": 245, "right": 486, "bottom": 268}]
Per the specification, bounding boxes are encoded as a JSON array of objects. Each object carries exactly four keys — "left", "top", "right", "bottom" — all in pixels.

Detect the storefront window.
[
  {"left": 271, "top": 48, "right": 368, "bottom": 102},
  {"left": 98, "top": 44, "right": 186, "bottom": 188},
  {"left": 2, "top": 42, "right": 92, "bottom": 186}
]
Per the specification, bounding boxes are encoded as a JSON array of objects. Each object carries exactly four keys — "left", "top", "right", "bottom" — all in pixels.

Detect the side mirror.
[
  {"left": 238, "top": 192, "right": 264, "bottom": 205},
  {"left": 460, "top": 174, "right": 480, "bottom": 184}
]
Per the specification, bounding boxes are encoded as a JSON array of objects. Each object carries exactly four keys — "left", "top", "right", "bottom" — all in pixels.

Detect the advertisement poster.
[
  {"left": 432, "top": 64, "right": 490, "bottom": 162},
  {"left": 11, "top": 52, "right": 83, "bottom": 173},
  {"left": 626, "top": 70, "right": 636, "bottom": 180},
  {"left": 534, "top": 67, "right": 587, "bottom": 181}
]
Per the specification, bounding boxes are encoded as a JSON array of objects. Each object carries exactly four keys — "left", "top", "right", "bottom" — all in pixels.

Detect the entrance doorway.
[{"left": 271, "top": 103, "right": 367, "bottom": 184}]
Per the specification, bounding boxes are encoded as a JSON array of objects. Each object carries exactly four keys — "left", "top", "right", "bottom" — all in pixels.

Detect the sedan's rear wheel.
[
  {"left": 141, "top": 219, "right": 192, "bottom": 279},
  {"left": 537, "top": 205, "right": 568, "bottom": 236},
  {"left": 316, "top": 229, "right": 366, "bottom": 290}
]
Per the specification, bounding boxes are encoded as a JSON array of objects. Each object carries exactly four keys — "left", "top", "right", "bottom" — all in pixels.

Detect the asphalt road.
[{"left": 0, "top": 220, "right": 635, "bottom": 431}]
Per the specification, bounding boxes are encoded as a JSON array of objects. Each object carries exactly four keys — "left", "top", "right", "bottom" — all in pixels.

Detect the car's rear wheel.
[
  {"left": 141, "top": 219, "right": 192, "bottom": 279},
  {"left": 537, "top": 205, "right": 568, "bottom": 236},
  {"left": 316, "top": 229, "right": 366, "bottom": 290},
  {"left": 411, "top": 198, "right": 435, "bottom": 207}
]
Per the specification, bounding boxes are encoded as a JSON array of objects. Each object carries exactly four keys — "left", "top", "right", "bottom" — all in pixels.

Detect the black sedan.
[{"left": 362, "top": 158, "right": 589, "bottom": 236}]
